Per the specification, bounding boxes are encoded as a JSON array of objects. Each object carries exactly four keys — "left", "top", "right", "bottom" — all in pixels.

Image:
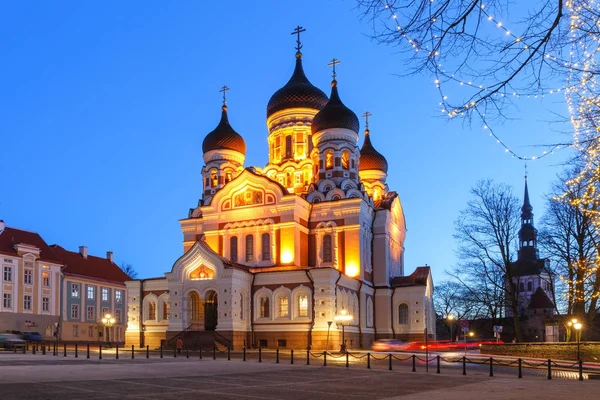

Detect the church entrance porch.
[
  {"left": 187, "top": 289, "right": 218, "bottom": 331},
  {"left": 204, "top": 290, "right": 218, "bottom": 331}
]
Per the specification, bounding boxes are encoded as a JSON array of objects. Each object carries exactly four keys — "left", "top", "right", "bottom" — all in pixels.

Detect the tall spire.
[{"left": 518, "top": 174, "right": 538, "bottom": 261}]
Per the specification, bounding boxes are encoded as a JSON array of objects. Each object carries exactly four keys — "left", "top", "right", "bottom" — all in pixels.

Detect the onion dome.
[
  {"left": 202, "top": 105, "right": 246, "bottom": 154},
  {"left": 359, "top": 129, "right": 388, "bottom": 173},
  {"left": 267, "top": 53, "right": 329, "bottom": 118},
  {"left": 311, "top": 80, "right": 359, "bottom": 134}
]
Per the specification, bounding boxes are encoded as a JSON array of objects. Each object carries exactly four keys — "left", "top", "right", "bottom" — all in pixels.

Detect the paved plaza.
[{"left": 0, "top": 353, "right": 598, "bottom": 399}]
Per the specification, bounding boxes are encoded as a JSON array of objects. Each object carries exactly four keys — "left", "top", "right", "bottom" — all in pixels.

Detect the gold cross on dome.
[
  {"left": 291, "top": 26, "right": 306, "bottom": 53},
  {"left": 219, "top": 85, "right": 230, "bottom": 105},
  {"left": 362, "top": 111, "right": 372, "bottom": 129},
  {"left": 328, "top": 58, "right": 341, "bottom": 80}
]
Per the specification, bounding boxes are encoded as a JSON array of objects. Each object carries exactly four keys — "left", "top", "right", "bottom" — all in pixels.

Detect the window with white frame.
[
  {"left": 87, "top": 286, "right": 95, "bottom": 300},
  {"left": 230, "top": 236, "right": 238, "bottom": 262},
  {"left": 24, "top": 269, "right": 33, "bottom": 285},
  {"left": 260, "top": 296, "right": 270, "bottom": 318},
  {"left": 115, "top": 309, "right": 122, "bottom": 323},
  {"left": 88, "top": 326, "right": 94, "bottom": 338},
  {"left": 115, "top": 290, "right": 122, "bottom": 304},
  {"left": 322, "top": 234, "right": 333, "bottom": 263},
  {"left": 71, "top": 283, "right": 80, "bottom": 298},
  {"left": 101, "top": 288, "right": 108, "bottom": 302},
  {"left": 148, "top": 302, "right": 156, "bottom": 320},
  {"left": 3, "top": 266, "right": 12, "bottom": 282},
  {"left": 71, "top": 304, "right": 80, "bottom": 319},
  {"left": 23, "top": 295, "right": 32, "bottom": 311},
  {"left": 297, "top": 295, "right": 308, "bottom": 317},
  {"left": 87, "top": 306, "right": 95, "bottom": 320},
  {"left": 73, "top": 325, "right": 79, "bottom": 337},
  {"left": 42, "top": 297, "right": 50, "bottom": 312},
  {"left": 278, "top": 296, "right": 289, "bottom": 318},
  {"left": 261, "top": 233, "right": 270, "bottom": 261},
  {"left": 245, "top": 235, "right": 254, "bottom": 262},
  {"left": 42, "top": 271, "right": 50, "bottom": 287},
  {"left": 163, "top": 302, "right": 170, "bottom": 320},
  {"left": 3, "top": 293, "right": 12, "bottom": 309},
  {"left": 398, "top": 304, "right": 409, "bottom": 325}
]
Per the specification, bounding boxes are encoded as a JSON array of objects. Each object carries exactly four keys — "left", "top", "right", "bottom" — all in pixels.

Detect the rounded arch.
[
  {"left": 254, "top": 287, "right": 274, "bottom": 321},
  {"left": 398, "top": 303, "right": 409, "bottom": 325},
  {"left": 345, "top": 188, "right": 363, "bottom": 199},
  {"left": 326, "top": 188, "right": 346, "bottom": 201},
  {"left": 366, "top": 297, "right": 374, "bottom": 328},
  {"left": 143, "top": 294, "right": 159, "bottom": 322},
  {"left": 317, "top": 179, "right": 336, "bottom": 193},
  {"left": 273, "top": 286, "right": 293, "bottom": 319},
  {"left": 292, "top": 285, "right": 312, "bottom": 319},
  {"left": 158, "top": 293, "right": 170, "bottom": 322},
  {"left": 307, "top": 190, "right": 325, "bottom": 203},
  {"left": 340, "top": 179, "right": 358, "bottom": 191}
]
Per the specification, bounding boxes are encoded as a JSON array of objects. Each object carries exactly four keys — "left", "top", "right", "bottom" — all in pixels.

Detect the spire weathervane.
[
  {"left": 219, "top": 85, "right": 230, "bottom": 106},
  {"left": 362, "top": 111, "right": 372, "bottom": 130},
  {"left": 291, "top": 26, "right": 306, "bottom": 54},
  {"left": 524, "top": 162, "right": 528, "bottom": 180},
  {"left": 328, "top": 58, "right": 340, "bottom": 81}
]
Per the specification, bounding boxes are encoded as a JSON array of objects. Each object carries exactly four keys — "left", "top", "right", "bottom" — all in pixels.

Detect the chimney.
[
  {"left": 79, "top": 246, "right": 88, "bottom": 259},
  {"left": 0, "top": 220, "right": 4, "bottom": 234},
  {"left": 106, "top": 251, "right": 114, "bottom": 262}
]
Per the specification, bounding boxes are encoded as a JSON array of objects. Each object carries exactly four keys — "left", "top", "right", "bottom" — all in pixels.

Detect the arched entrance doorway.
[
  {"left": 204, "top": 290, "right": 218, "bottom": 331},
  {"left": 189, "top": 291, "right": 203, "bottom": 326}
]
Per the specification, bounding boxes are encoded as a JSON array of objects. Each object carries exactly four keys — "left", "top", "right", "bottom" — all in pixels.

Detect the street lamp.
[
  {"left": 101, "top": 313, "right": 116, "bottom": 347},
  {"left": 334, "top": 309, "right": 353, "bottom": 353},
  {"left": 447, "top": 315, "right": 455, "bottom": 342},
  {"left": 567, "top": 318, "right": 578, "bottom": 342},
  {"left": 574, "top": 322, "right": 583, "bottom": 361}
]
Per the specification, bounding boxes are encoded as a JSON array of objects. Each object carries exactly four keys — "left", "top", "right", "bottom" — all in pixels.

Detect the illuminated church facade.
[{"left": 125, "top": 35, "right": 435, "bottom": 350}]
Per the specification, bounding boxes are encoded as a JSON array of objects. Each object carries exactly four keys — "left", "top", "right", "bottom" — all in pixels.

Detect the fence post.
[
  {"left": 243, "top": 347, "right": 246, "bottom": 362},
  {"left": 346, "top": 351, "right": 349, "bottom": 368},
  {"left": 32, "top": 344, "right": 36, "bottom": 355},
  {"left": 436, "top": 355, "right": 440, "bottom": 374},
  {"left": 63, "top": 343, "right": 67, "bottom": 357},
  {"left": 518, "top": 358, "right": 522, "bottom": 378},
  {"left": 258, "top": 347, "right": 262, "bottom": 363},
  {"left": 146, "top": 345, "right": 149, "bottom": 359},
  {"left": 367, "top": 353, "right": 371, "bottom": 369},
  {"left": 174, "top": 345, "right": 177, "bottom": 358},
  {"left": 389, "top": 353, "right": 393, "bottom": 371},
  {"left": 116, "top": 344, "right": 119, "bottom": 360},
  {"left": 323, "top": 351, "right": 327, "bottom": 367},
  {"left": 99, "top": 344, "right": 102, "bottom": 360},
  {"left": 187, "top": 347, "right": 190, "bottom": 359},
  {"left": 132, "top": 345, "right": 135, "bottom": 359},
  {"left": 42, "top": 343, "right": 46, "bottom": 355},
  {"left": 462, "top": 356, "right": 466, "bottom": 375},
  {"left": 489, "top": 357, "right": 493, "bottom": 377},
  {"left": 412, "top": 354, "right": 416, "bottom": 372},
  {"left": 547, "top": 359, "right": 552, "bottom": 380},
  {"left": 306, "top": 349, "right": 310, "bottom": 365},
  {"left": 75, "top": 344, "right": 78, "bottom": 358},
  {"left": 160, "top": 345, "right": 163, "bottom": 358},
  {"left": 87, "top": 343, "right": 90, "bottom": 359},
  {"left": 227, "top": 347, "right": 230, "bottom": 361},
  {"left": 579, "top": 360, "right": 584, "bottom": 381},
  {"left": 199, "top": 346, "right": 202, "bottom": 360},
  {"left": 276, "top": 348, "right": 279, "bottom": 364},
  {"left": 291, "top": 349, "right": 294, "bottom": 364},
  {"left": 53, "top": 342, "right": 56, "bottom": 356},
  {"left": 213, "top": 346, "right": 216, "bottom": 360}
]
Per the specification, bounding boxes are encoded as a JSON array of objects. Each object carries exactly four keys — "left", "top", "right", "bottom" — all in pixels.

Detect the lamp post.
[
  {"left": 567, "top": 318, "right": 578, "bottom": 342},
  {"left": 574, "top": 322, "right": 582, "bottom": 361},
  {"left": 101, "top": 313, "right": 116, "bottom": 347},
  {"left": 326, "top": 321, "right": 333, "bottom": 351},
  {"left": 334, "top": 309, "right": 353, "bottom": 353},
  {"left": 447, "top": 314, "right": 455, "bottom": 342}
]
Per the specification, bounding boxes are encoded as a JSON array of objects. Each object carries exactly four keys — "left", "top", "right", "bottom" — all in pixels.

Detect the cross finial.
[
  {"left": 362, "top": 111, "right": 372, "bottom": 129},
  {"left": 524, "top": 162, "right": 528, "bottom": 180},
  {"left": 219, "top": 85, "right": 230, "bottom": 106},
  {"left": 291, "top": 26, "right": 306, "bottom": 54},
  {"left": 328, "top": 58, "right": 341, "bottom": 80}
]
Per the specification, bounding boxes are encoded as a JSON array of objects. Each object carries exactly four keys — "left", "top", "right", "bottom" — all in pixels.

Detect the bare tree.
[
  {"left": 539, "top": 168, "right": 599, "bottom": 324},
  {"left": 452, "top": 180, "right": 523, "bottom": 340},
  {"left": 120, "top": 263, "right": 138, "bottom": 279},
  {"left": 434, "top": 281, "right": 475, "bottom": 320}
]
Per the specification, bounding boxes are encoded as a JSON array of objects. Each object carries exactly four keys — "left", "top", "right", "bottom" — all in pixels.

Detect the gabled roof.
[
  {"left": 0, "top": 226, "right": 63, "bottom": 264},
  {"left": 528, "top": 287, "right": 554, "bottom": 309},
  {"left": 50, "top": 245, "right": 130, "bottom": 284},
  {"left": 391, "top": 266, "right": 431, "bottom": 287},
  {"left": 510, "top": 258, "right": 546, "bottom": 277}
]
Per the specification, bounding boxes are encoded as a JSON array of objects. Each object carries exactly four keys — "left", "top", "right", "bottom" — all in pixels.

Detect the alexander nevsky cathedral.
[{"left": 125, "top": 29, "right": 435, "bottom": 350}]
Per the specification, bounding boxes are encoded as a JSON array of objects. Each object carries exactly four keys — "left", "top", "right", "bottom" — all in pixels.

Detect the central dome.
[{"left": 267, "top": 54, "right": 329, "bottom": 118}]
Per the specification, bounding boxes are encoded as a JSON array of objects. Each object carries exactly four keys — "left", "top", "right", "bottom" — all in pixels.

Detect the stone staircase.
[{"left": 165, "top": 326, "right": 232, "bottom": 350}]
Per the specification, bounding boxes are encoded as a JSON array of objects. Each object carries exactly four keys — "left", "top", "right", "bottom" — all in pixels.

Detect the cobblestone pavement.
[{"left": 0, "top": 353, "right": 598, "bottom": 399}]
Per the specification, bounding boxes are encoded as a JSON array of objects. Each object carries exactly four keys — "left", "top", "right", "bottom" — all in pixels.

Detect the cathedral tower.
[{"left": 358, "top": 115, "right": 389, "bottom": 203}]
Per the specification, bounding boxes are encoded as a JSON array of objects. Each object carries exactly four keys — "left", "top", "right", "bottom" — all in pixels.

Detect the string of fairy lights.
[{"left": 381, "top": 1, "right": 576, "bottom": 161}]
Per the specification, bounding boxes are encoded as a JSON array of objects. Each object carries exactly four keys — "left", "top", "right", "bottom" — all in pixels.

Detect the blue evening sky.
[{"left": 0, "top": 1, "right": 571, "bottom": 281}]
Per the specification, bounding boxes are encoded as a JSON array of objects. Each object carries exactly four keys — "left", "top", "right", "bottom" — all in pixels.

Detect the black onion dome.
[
  {"left": 202, "top": 105, "right": 246, "bottom": 154},
  {"left": 267, "top": 54, "right": 329, "bottom": 118},
  {"left": 311, "top": 81, "right": 359, "bottom": 134},
  {"left": 359, "top": 130, "right": 388, "bottom": 173}
]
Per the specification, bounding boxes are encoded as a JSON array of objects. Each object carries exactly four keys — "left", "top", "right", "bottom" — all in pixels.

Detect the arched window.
[
  {"left": 230, "top": 236, "right": 238, "bottom": 262},
  {"left": 341, "top": 150, "right": 350, "bottom": 170},
  {"left": 261, "top": 233, "right": 271, "bottom": 261},
  {"left": 519, "top": 282, "right": 525, "bottom": 292},
  {"left": 398, "top": 303, "right": 409, "bottom": 325},
  {"left": 527, "top": 281, "right": 533, "bottom": 291},
  {"left": 240, "top": 294, "right": 244, "bottom": 320},
  {"left": 260, "top": 296, "right": 270, "bottom": 318},
  {"left": 325, "top": 150, "right": 334, "bottom": 170},
  {"left": 225, "top": 170, "right": 233, "bottom": 183},
  {"left": 246, "top": 235, "right": 254, "bottom": 262},
  {"left": 285, "top": 135, "right": 293, "bottom": 159},
  {"left": 148, "top": 302, "right": 156, "bottom": 320},
  {"left": 366, "top": 297, "right": 374, "bottom": 327},
  {"left": 373, "top": 188, "right": 380, "bottom": 201},
  {"left": 162, "top": 302, "right": 170, "bottom": 320},
  {"left": 298, "top": 295, "right": 308, "bottom": 317},
  {"left": 278, "top": 296, "right": 289, "bottom": 317},
  {"left": 322, "top": 234, "right": 333, "bottom": 263},
  {"left": 210, "top": 169, "right": 218, "bottom": 188},
  {"left": 286, "top": 171, "right": 293, "bottom": 187}
]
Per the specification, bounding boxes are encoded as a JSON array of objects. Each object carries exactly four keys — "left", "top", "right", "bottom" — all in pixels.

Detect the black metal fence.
[{"left": 13, "top": 342, "right": 593, "bottom": 381}]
